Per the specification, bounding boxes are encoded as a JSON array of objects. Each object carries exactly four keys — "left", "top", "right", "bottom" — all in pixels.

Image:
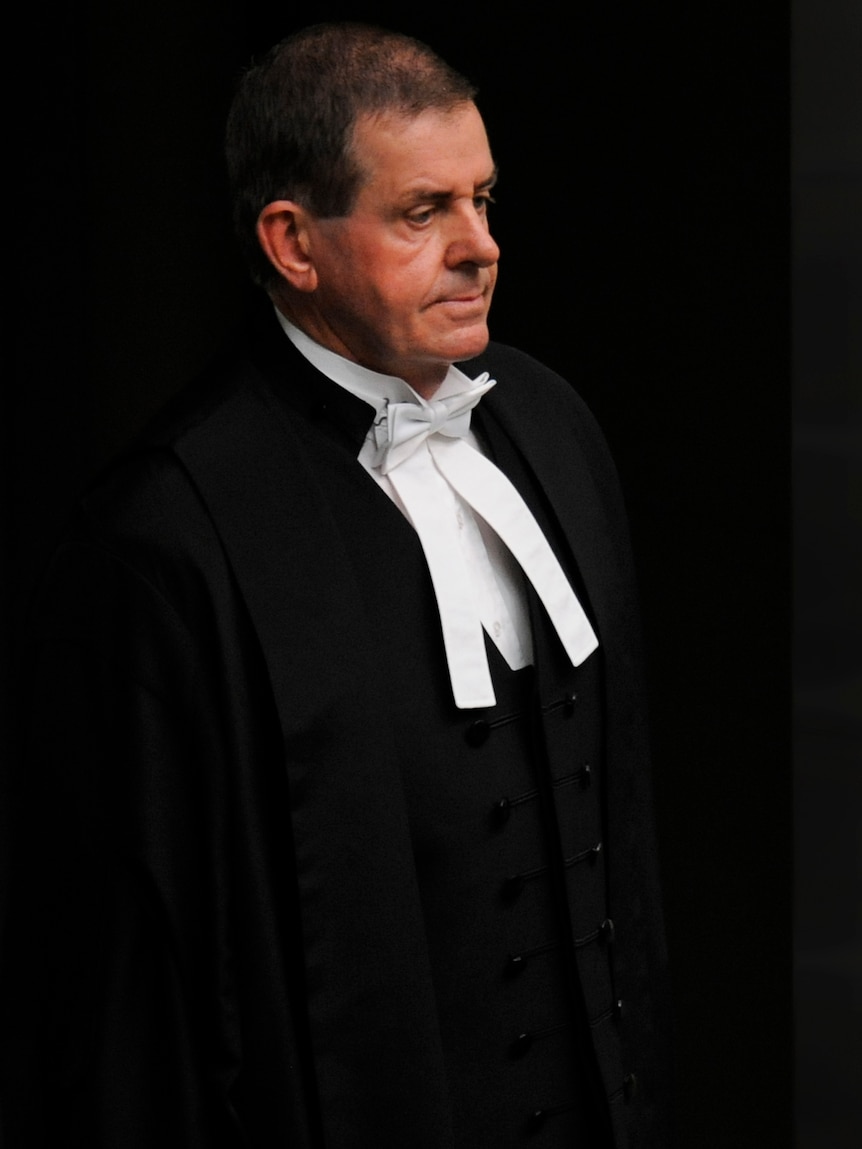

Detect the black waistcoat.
[{"left": 313, "top": 399, "right": 621, "bottom": 1146}]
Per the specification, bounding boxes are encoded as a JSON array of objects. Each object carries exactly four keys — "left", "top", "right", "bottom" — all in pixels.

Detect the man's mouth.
[{"left": 432, "top": 286, "right": 488, "bottom": 307}]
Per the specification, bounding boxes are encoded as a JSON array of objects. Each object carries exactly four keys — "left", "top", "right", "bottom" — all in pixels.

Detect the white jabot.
[{"left": 277, "top": 311, "right": 599, "bottom": 709}]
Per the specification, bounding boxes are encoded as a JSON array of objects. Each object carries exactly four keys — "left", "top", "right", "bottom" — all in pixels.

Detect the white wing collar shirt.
[{"left": 277, "top": 312, "right": 598, "bottom": 709}]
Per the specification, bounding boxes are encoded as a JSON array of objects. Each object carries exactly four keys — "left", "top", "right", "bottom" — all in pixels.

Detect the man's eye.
[
  {"left": 475, "top": 194, "right": 496, "bottom": 213},
  {"left": 407, "top": 208, "right": 434, "bottom": 226}
]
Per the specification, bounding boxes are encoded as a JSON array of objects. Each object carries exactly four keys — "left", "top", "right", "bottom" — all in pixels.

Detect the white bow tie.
[
  {"left": 368, "top": 375, "right": 599, "bottom": 708},
  {"left": 369, "top": 374, "right": 496, "bottom": 475}
]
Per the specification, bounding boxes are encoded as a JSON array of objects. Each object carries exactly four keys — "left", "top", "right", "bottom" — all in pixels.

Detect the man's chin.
[{"left": 448, "top": 325, "right": 491, "bottom": 365}]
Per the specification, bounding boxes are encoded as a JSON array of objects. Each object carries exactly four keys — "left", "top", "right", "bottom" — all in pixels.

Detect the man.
[{"left": 4, "top": 22, "right": 671, "bottom": 1149}]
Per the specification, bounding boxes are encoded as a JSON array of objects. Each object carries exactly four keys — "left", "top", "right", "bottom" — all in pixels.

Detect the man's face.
[{"left": 295, "top": 102, "right": 499, "bottom": 396}]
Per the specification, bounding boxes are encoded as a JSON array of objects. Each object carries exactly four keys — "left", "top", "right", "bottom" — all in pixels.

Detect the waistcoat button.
[
  {"left": 465, "top": 719, "right": 490, "bottom": 747},
  {"left": 502, "top": 874, "right": 525, "bottom": 902},
  {"left": 492, "top": 796, "right": 511, "bottom": 826},
  {"left": 505, "top": 953, "right": 527, "bottom": 977},
  {"left": 509, "top": 1031, "right": 534, "bottom": 1058},
  {"left": 526, "top": 1109, "right": 547, "bottom": 1133}
]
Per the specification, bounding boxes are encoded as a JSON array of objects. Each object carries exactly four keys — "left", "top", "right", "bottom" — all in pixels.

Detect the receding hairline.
[{"left": 345, "top": 99, "right": 494, "bottom": 192}]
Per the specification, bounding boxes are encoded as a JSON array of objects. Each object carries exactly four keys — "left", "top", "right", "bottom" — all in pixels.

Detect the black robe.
[{"left": 2, "top": 311, "right": 671, "bottom": 1147}]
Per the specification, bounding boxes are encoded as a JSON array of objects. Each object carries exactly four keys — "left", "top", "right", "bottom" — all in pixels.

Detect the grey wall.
[{"left": 793, "top": 2, "right": 862, "bottom": 1146}]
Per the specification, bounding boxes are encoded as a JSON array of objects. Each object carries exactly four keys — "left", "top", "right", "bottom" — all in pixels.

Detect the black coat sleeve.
[{"left": 2, "top": 451, "right": 318, "bottom": 1149}]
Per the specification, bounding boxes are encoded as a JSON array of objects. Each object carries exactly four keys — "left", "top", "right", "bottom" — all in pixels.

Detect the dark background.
[{"left": 4, "top": 2, "right": 859, "bottom": 1146}]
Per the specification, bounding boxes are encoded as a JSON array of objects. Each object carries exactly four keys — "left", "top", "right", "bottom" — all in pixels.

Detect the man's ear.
[{"left": 256, "top": 201, "right": 318, "bottom": 292}]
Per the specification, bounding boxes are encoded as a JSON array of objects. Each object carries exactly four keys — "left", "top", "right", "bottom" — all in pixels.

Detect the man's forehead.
[
  {"left": 350, "top": 103, "right": 495, "bottom": 187},
  {"left": 354, "top": 102, "right": 490, "bottom": 146}
]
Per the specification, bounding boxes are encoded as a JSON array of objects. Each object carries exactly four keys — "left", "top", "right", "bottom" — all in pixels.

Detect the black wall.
[{"left": 8, "top": 2, "right": 844, "bottom": 1146}]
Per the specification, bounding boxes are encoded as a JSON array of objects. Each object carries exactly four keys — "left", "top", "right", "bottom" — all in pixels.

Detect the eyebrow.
[{"left": 400, "top": 167, "right": 499, "bottom": 206}]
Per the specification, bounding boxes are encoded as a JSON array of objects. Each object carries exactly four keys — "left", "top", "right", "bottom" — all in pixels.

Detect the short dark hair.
[{"left": 225, "top": 22, "right": 478, "bottom": 289}]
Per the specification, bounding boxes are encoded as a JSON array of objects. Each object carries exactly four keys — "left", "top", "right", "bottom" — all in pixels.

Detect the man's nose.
[{"left": 446, "top": 206, "right": 500, "bottom": 268}]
